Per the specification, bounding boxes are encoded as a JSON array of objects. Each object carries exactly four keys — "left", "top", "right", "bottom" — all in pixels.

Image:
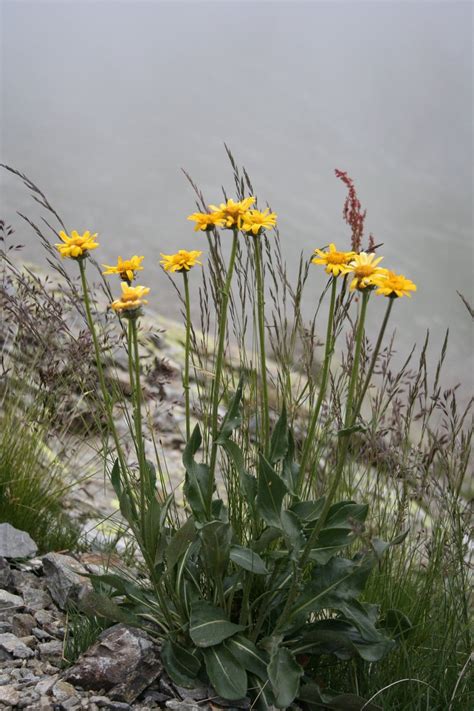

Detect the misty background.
[{"left": 1, "top": 0, "right": 472, "bottom": 395}]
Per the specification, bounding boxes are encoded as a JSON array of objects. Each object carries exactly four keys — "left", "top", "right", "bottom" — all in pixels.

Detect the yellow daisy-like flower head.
[
  {"left": 346, "top": 252, "right": 387, "bottom": 291},
  {"left": 241, "top": 208, "right": 278, "bottom": 236},
  {"left": 110, "top": 283, "right": 150, "bottom": 315},
  {"left": 372, "top": 270, "right": 417, "bottom": 298},
  {"left": 160, "top": 249, "right": 203, "bottom": 273},
  {"left": 102, "top": 255, "right": 144, "bottom": 282},
  {"left": 208, "top": 197, "right": 256, "bottom": 229},
  {"left": 55, "top": 230, "right": 99, "bottom": 259},
  {"left": 311, "top": 243, "right": 356, "bottom": 277},
  {"left": 187, "top": 211, "right": 225, "bottom": 232}
]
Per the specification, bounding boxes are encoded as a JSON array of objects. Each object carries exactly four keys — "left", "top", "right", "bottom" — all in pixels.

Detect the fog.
[{"left": 1, "top": 0, "right": 472, "bottom": 394}]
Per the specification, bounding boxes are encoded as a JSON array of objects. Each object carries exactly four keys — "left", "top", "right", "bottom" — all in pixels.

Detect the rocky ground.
[{"left": 0, "top": 525, "right": 251, "bottom": 711}]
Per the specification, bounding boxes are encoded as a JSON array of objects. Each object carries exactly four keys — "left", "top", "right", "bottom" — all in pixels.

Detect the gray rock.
[
  {"left": 20, "top": 586, "right": 53, "bottom": 612},
  {"left": 175, "top": 685, "right": 209, "bottom": 701},
  {"left": 0, "top": 684, "right": 20, "bottom": 707},
  {"left": 0, "top": 557, "right": 14, "bottom": 589},
  {"left": 52, "top": 680, "right": 77, "bottom": 702},
  {"left": 35, "top": 673, "right": 59, "bottom": 695},
  {"left": 0, "top": 589, "right": 24, "bottom": 617},
  {"left": 42, "top": 553, "right": 90, "bottom": 609},
  {"left": 38, "top": 639, "right": 63, "bottom": 662},
  {"left": 11, "top": 613, "right": 36, "bottom": 637},
  {"left": 0, "top": 524, "right": 38, "bottom": 559},
  {"left": 166, "top": 699, "right": 202, "bottom": 711},
  {"left": 0, "top": 632, "right": 35, "bottom": 659},
  {"left": 64, "top": 624, "right": 161, "bottom": 703}
]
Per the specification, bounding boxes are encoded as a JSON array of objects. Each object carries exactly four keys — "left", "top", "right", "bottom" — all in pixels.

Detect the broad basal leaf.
[
  {"left": 225, "top": 635, "right": 268, "bottom": 681},
  {"left": 189, "top": 600, "right": 244, "bottom": 647},
  {"left": 267, "top": 646, "right": 303, "bottom": 708},
  {"left": 230, "top": 545, "right": 268, "bottom": 575},
  {"left": 199, "top": 520, "right": 232, "bottom": 576},
  {"left": 269, "top": 404, "right": 288, "bottom": 464},
  {"left": 203, "top": 643, "right": 248, "bottom": 700},
  {"left": 161, "top": 639, "right": 201, "bottom": 687},
  {"left": 256, "top": 454, "right": 288, "bottom": 528}
]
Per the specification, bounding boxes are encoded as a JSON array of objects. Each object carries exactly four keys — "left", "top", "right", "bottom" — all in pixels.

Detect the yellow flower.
[
  {"left": 346, "top": 252, "right": 387, "bottom": 291},
  {"left": 160, "top": 249, "right": 203, "bottom": 273},
  {"left": 208, "top": 197, "right": 256, "bottom": 229},
  {"left": 110, "top": 283, "right": 150, "bottom": 313},
  {"left": 311, "top": 243, "right": 356, "bottom": 277},
  {"left": 372, "top": 270, "right": 417, "bottom": 298},
  {"left": 102, "top": 255, "right": 144, "bottom": 282},
  {"left": 241, "top": 208, "right": 277, "bottom": 235},
  {"left": 55, "top": 230, "right": 99, "bottom": 259},
  {"left": 187, "top": 211, "right": 225, "bottom": 232}
]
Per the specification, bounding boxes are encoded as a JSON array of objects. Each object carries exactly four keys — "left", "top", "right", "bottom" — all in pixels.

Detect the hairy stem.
[{"left": 253, "top": 234, "right": 270, "bottom": 456}]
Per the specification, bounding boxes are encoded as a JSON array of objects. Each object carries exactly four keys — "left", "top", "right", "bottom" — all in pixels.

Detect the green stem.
[
  {"left": 253, "top": 234, "right": 270, "bottom": 456},
  {"left": 78, "top": 260, "right": 134, "bottom": 510},
  {"left": 298, "top": 277, "right": 338, "bottom": 492},
  {"left": 276, "top": 290, "right": 370, "bottom": 632},
  {"left": 209, "top": 228, "right": 239, "bottom": 502},
  {"left": 354, "top": 297, "right": 394, "bottom": 415},
  {"left": 130, "top": 317, "right": 146, "bottom": 535},
  {"left": 183, "top": 270, "right": 192, "bottom": 441}
]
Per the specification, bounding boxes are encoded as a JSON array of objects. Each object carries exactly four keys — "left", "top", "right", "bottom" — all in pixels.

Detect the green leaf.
[
  {"left": 202, "top": 644, "right": 248, "bottom": 700},
  {"left": 144, "top": 459, "right": 157, "bottom": 501},
  {"left": 249, "top": 673, "right": 276, "bottom": 710},
  {"left": 256, "top": 454, "right": 288, "bottom": 528},
  {"left": 382, "top": 608, "right": 413, "bottom": 640},
  {"left": 291, "top": 498, "right": 326, "bottom": 523},
  {"left": 269, "top": 404, "right": 288, "bottom": 464},
  {"left": 298, "top": 685, "right": 382, "bottom": 711},
  {"left": 337, "top": 424, "right": 365, "bottom": 437},
  {"left": 221, "top": 439, "right": 257, "bottom": 504},
  {"left": 78, "top": 590, "right": 138, "bottom": 625},
  {"left": 110, "top": 459, "right": 121, "bottom": 498},
  {"left": 290, "top": 618, "right": 390, "bottom": 662},
  {"left": 166, "top": 516, "right": 196, "bottom": 570},
  {"left": 183, "top": 424, "right": 211, "bottom": 522},
  {"left": 216, "top": 376, "right": 244, "bottom": 442},
  {"left": 324, "top": 501, "right": 368, "bottom": 529},
  {"left": 288, "top": 556, "right": 374, "bottom": 623},
  {"left": 161, "top": 639, "right": 201, "bottom": 687},
  {"left": 230, "top": 545, "right": 268, "bottom": 575},
  {"left": 225, "top": 635, "right": 268, "bottom": 681},
  {"left": 267, "top": 646, "right": 303, "bottom": 708},
  {"left": 280, "top": 509, "right": 305, "bottom": 557},
  {"left": 199, "top": 520, "right": 232, "bottom": 576},
  {"left": 189, "top": 601, "right": 245, "bottom": 647}
]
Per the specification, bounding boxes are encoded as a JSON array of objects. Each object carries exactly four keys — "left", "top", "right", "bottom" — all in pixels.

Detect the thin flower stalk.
[
  {"left": 77, "top": 259, "right": 138, "bottom": 522},
  {"left": 354, "top": 296, "right": 394, "bottom": 415},
  {"left": 253, "top": 234, "right": 270, "bottom": 455},
  {"left": 276, "top": 290, "right": 370, "bottom": 632},
  {"left": 297, "top": 276, "right": 338, "bottom": 492},
  {"left": 209, "top": 228, "right": 239, "bottom": 497},
  {"left": 129, "top": 317, "right": 146, "bottom": 533},
  {"left": 183, "top": 269, "right": 192, "bottom": 440}
]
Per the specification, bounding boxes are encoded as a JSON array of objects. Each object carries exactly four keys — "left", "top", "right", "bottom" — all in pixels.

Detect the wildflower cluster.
[
  {"left": 188, "top": 197, "right": 277, "bottom": 236},
  {"left": 312, "top": 244, "right": 416, "bottom": 298}
]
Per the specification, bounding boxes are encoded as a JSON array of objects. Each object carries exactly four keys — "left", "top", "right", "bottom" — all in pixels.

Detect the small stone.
[
  {"left": 52, "top": 680, "right": 77, "bottom": 702},
  {"left": 0, "top": 557, "right": 14, "bottom": 589},
  {"left": 19, "top": 634, "right": 37, "bottom": 648},
  {"left": 166, "top": 699, "right": 202, "bottom": 711},
  {"left": 33, "top": 626, "right": 53, "bottom": 641},
  {"left": 0, "top": 524, "right": 38, "bottom": 559},
  {"left": 35, "top": 610, "right": 54, "bottom": 626},
  {"left": 11, "top": 613, "right": 36, "bottom": 637},
  {"left": 0, "top": 684, "right": 20, "bottom": 707},
  {"left": 0, "top": 632, "right": 35, "bottom": 659},
  {"left": 61, "top": 698, "right": 81, "bottom": 710},
  {"left": 35, "top": 673, "right": 59, "bottom": 695},
  {"left": 38, "top": 639, "right": 63, "bottom": 662},
  {"left": 89, "top": 697, "right": 112, "bottom": 707},
  {"left": 0, "top": 589, "right": 24, "bottom": 618},
  {"left": 21, "top": 586, "right": 52, "bottom": 612},
  {"left": 143, "top": 690, "right": 170, "bottom": 704},
  {"left": 175, "top": 685, "right": 208, "bottom": 701},
  {"left": 42, "top": 553, "right": 90, "bottom": 610}
]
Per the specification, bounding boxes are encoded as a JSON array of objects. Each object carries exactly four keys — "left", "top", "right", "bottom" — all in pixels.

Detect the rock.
[
  {"left": 11, "top": 612, "right": 36, "bottom": 637},
  {"left": 0, "top": 684, "right": 20, "bottom": 707},
  {"left": 0, "top": 557, "right": 14, "bottom": 589},
  {"left": 0, "top": 524, "right": 38, "bottom": 559},
  {"left": 35, "top": 610, "right": 54, "bottom": 626},
  {"left": 52, "top": 680, "right": 77, "bottom": 702},
  {"left": 42, "top": 553, "right": 90, "bottom": 609},
  {"left": 142, "top": 690, "right": 171, "bottom": 704},
  {"left": 35, "top": 674, "right": 59, "bottom": 695},
  {"left": 175, "top": 685, "right": 209, "bottom": 701},
  {"left": 166, "top": 699, "right": 202, "bottom": 711},
  {"left": 38, "top": 639, "right": 63, "bottom": 662},
  {"left": 0, "top": 589, "right": 24, "bottom": 619},
  {"left": 64, "top": 624, "right": 161, "bottom": 703},
  {"left": 20, "top": 586, "right": 53, "bottom": 612},
  {"left": 0, "top": 632, "right": 35, "bottom": 659}
]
